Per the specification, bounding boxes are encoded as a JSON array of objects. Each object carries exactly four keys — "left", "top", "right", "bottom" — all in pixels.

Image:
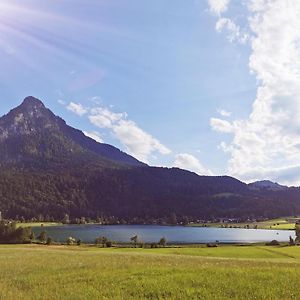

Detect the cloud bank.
[
  {"left": 89, "top": 106, "right": 171, "bottom": 162},
  {"left": 210, "top": 0, "right": 300, "bottom": 185}
]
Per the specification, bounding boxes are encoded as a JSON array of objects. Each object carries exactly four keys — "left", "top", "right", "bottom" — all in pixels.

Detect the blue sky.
[{"left": 0, "top": 1, "right": 299, "bottom": 185}]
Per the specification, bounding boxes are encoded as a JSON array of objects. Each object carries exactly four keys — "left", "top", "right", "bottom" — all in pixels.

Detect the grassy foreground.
[{"left": 1, "top": 245, "right": 300, "bottom": 299}]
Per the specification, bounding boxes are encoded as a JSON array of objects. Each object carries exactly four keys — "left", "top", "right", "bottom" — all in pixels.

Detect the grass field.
[
  {"left": 16, "top": 222, "right": 63, "bottom": 228},
  {"left": 16, "top": 216, "right": 299, "bottom": 230},
  {"left": 189, "top": 217, "right": 299, "bottom": 230},
  {"left": 1, "top": 244, "right": 300, "bottom": 299}
]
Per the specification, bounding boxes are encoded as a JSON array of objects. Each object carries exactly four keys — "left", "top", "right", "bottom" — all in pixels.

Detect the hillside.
[{"left": 1, "top": 97, "right": 300, "bottom": 221}]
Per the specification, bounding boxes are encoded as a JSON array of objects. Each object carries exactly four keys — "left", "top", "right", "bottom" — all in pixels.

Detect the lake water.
[{"left": 32, "top": 225, "right": 296, "bottom": 244}]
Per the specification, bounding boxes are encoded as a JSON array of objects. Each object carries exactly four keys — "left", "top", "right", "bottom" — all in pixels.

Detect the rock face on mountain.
[
  {"left": 0, "top": 96, "right": 143, "bottom": 166},
  {"left": 249, "top": 180, "right": 287, "bottom": 191},
  {"left": 0, "top": 97, "right": 300, "bottom": 221}
]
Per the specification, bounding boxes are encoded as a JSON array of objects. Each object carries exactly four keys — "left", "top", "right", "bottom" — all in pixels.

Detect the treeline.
[
  {"left": 26, "top": 229, "right": 168, "bottom": 249},
  {"left": 10, "top": 213, "right": 193, "bottom": 226},
  {"left": 0, "top": 222, "right": 33, "bottom": 244},
  {"left": 1, "top": 164, "right": 300, "bottom": 221}
]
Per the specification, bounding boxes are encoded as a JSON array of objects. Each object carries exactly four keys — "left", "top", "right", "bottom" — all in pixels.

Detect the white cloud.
[
  {"left": 218, "top": 108, "right": 232, "bottom": 117},
  {"left": 112, "top": 119, "right": 171, "bottom": 162},
  {"left": 207, "top": 1, "right": 248, "bottom": 44},
  {"left": 88, "top": 106, "right": 171, "bottom": 163},
  {"left": 216, "top": 18, "right": 248, "bottom": 44},
  {"left": 211, "top": 0, "right": 300, "bottom": 185},
  {"left": 210, "top": 118, "right": 233, "bottom": 133},
  {"left": 66, "top": 100, "right": 171, "bottom": 163},
  {"left": 174, "top": 153, "right": 212, "bottom": 175},
  {"left": 83, "top": 131, "right": 103, "bottom": 143},
  {"left": 67, "top": 102, "right": 88, "bottom": 116},
  {"left": 89, "top": 107, "right": 125, "bottom": 128},
  {"left": 208, "top": 0, "right": 230, "bottom": 16}
]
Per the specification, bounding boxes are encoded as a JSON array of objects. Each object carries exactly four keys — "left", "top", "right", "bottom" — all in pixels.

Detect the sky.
[{"left": 0, "top": 0, "right": 299, "bottom": 185}]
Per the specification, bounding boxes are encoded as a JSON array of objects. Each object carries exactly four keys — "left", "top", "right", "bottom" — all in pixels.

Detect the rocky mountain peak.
[
  {"left": 0, "top": 96, "right": 143, "bottom": 166},
  {"left": 0, "top": 97, "right": 59, "bottom": 141},
  {"left": 21, "top": 96, "right": 45, "bottom": 109}
]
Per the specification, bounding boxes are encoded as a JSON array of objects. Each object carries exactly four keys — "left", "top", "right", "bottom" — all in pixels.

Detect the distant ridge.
[{"left": 249, "top": 180, "right": 287, "bottom": 191}]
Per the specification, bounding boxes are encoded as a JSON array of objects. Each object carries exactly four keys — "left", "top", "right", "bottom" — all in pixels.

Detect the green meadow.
[
  {"left": 17, "top": 216, "right": 297, "bottom": 230},
  {"left": 188, "top": 216, "right": 298, "bottom": 230},
  {"left": 16, "top": 222, "right": 63, "bottom": 228},
  {"left": 1, "top": 244, "right": 300, "bottom": 300}
]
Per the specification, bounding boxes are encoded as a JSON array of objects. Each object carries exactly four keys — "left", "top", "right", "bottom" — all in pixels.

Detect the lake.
[{"left": 32, "top": 225, "right": 296, "bottom": 244}]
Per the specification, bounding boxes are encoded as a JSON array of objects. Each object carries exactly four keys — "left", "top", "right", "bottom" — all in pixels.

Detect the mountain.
[
  {"left": 0, "top": 96, "right": 143, "bottom": 167},
  {"left": 1, "top": 97, "right": 300, "bottom": 222},
  {"left": 249, "top": 180, "right": 287, "bottom": 191}
]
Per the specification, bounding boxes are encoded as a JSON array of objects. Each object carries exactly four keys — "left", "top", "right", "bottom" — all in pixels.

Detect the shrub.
[
  {"left": 105, "top": 241, "right": 112, "bottom": 248},
  {"left": 130, "top": 235, "right": 138, "bottom": 248},
  {"left": 206, "top": 243, "right": 218, "bottom": 248},
  {"left": 37, "top": 231, "right": 47, "bottom": 243},
  {"left": 46, "top": 237, "right": 53, "bottom": 245},
  {"left": 289, "top": 236, "right": 295, "bottom": 246},
  {"left": 66, "top": 237, "right": 76, "bottom": 245},
  {"left": 29, "top": 232, "right": 35, "bottom": 242},
  {"left": 158, "top": 237, "right": 167, "bottom": 247},
  {"left": 95, "top": 236, "right": 108, "bottom": 247},
  {"left": 266, "top": 240, "right": 280, "bottom": 246}
]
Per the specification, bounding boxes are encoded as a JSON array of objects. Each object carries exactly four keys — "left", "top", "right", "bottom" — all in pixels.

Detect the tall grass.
[{"left": 0, "top": 245, "right": 300, "bottom": 299}]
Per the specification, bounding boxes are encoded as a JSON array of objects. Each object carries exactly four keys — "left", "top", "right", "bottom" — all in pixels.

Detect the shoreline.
[{"left": 17, "top": 221, "right": 296, "bottom": 231}]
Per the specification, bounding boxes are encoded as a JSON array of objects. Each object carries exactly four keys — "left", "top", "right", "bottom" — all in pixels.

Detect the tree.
[
  {"left": 46, "top": 237, "right": 53, "bottom": 245},
  {"left": 295, "top": 224, "right": 300, "bottom": 244},
  {"left": 62, "top": 214, "right": 70, "bottom": 224},
  {"left": 182, "top": 216, "right": 189, "bottom": 226},
  {"left": 37, "top": 231, "right": 47, "bottom": 243},
  {"left": 158, "top": 237, "right": 167, "bottom": 247},
  {"left": 29, "top": 231, "right": 35, "bottom": 242},
  {"left": 95, "top": 236, "right": 108, "bottom": 247},
  {"left": 105, "top": 240, "right": 112, "bottom": 247},
  {"left": 289, "top": 236, "right": 295, "bottom": 246},
  {"left": 66, "top": 237, "right": 76, "bottom": 245},
  {"left": 169, "top": 213, "right": 177, "bottom": 225},
  {"left": 130, "top": 235, "right": 138, "bottom": 248}
]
